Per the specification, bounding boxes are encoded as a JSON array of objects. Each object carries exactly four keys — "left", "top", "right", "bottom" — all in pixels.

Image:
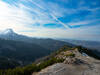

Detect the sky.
[{"left": 0, "top": 0, "right": 100, "bottom": 41}]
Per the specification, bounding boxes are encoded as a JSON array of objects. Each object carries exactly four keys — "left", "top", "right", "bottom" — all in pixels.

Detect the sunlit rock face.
[{"left": 33, "top": 48, "right": 100, "bottom": 75}]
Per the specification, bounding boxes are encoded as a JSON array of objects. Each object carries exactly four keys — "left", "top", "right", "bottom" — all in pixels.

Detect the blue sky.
[{"left": 0, "top": 0, "right": 100, "bottom": 41}]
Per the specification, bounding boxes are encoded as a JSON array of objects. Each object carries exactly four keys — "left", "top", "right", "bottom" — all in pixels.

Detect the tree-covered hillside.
[
  {"left": 1, "top": 45, "right": 100, "bottom": 75},
  {"left": 0, "top": 38, "right": 51, "bottom": 69}
]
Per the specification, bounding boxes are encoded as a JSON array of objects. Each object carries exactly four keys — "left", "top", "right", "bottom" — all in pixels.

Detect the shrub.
[{"left": 65, "top": 53, "right": 75, "bottom": 57}]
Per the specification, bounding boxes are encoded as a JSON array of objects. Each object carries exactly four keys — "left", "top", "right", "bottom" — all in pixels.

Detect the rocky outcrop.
[{"left": 33, "top": 48, "right": 100, "bottom": 75}]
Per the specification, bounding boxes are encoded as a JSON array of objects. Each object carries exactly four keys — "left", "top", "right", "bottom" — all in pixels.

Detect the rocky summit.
[{"left": 33, "top": 47, "right": 100, "bottom": 75}]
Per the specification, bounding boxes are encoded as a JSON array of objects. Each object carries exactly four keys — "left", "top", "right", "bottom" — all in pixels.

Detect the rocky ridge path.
[{"left": 33, "top": 48, "right": 100, "bottom": 75}]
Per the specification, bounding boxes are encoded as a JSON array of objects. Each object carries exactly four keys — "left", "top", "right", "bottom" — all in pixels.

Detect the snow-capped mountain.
[
  {"left": 0, "top": 29, "right": 73, "bottom": 51},
  {"left": 0, "top": 29, "right": 15, "bottom": 35},
  {"left": 0, "top": 29, "right": 30, "bottom": 40}
]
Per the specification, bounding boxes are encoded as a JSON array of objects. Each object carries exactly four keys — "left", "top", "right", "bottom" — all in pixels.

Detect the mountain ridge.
[
  {"left": 0, "top": 45, "right": 100, "bottom": 75},
  {"left": 33, "top": 46, "right": 100, "bottom": 75},
  {"left": 0, "top": 29, "right": 74, "bottom": 51},
  {"left": 58, "top": 39, "right": 100, "bottom": 52},
  {"left": 0, "top": 29, "right": 74, "bottom": 69}
]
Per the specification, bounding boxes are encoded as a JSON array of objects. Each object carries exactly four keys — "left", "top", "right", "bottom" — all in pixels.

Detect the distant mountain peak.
[{"left": 0, "top": 28, "right": 15, "bottom": 35}]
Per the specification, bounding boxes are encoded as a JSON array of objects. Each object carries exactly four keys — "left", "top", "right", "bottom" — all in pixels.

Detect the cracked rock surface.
[{"left": 33, "top": 49, "right": 100, "bottom": 75}]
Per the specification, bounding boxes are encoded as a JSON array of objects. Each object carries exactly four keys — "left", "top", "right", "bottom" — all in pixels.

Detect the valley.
[{"left": 0, "top": 29, "right": 100, "bottom": 75}]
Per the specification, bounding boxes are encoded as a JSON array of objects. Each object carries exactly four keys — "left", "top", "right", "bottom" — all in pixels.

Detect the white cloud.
[
  {"left": 0, "top": 0, "right": 34, "bottom": 32},
  {"left": 19, "top": 25, "right": 100, "bottom": 41},
  {"left": 0, "top": 0, "right": 100, "bottom": 41},
  {"left": 68, "top": 19, "right": 100, "bottom": 26},
  {"left": 50, "top": 14, "right": 70, "bottom": 28}
]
